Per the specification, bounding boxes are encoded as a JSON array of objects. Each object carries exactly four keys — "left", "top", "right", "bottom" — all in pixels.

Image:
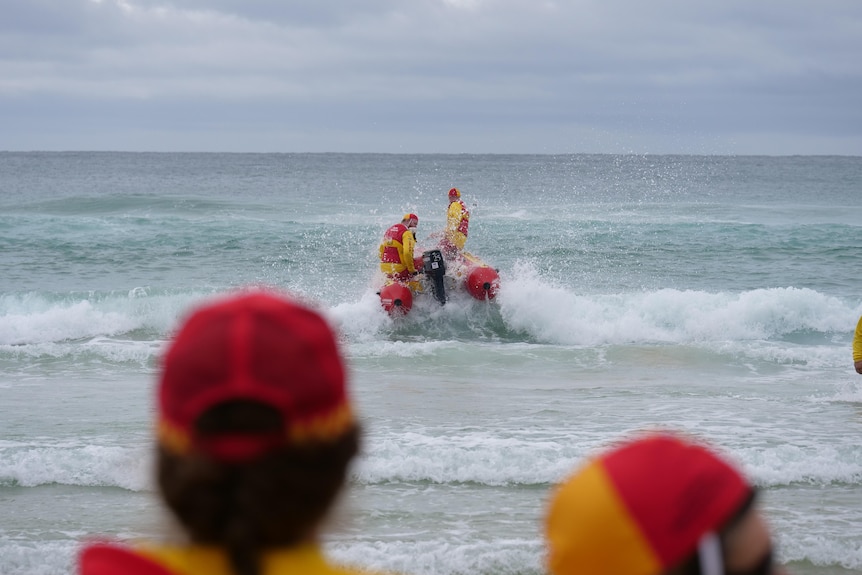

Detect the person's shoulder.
[
  {"left": 79, "top": 543, "right": 175, "bottom": 575},
  {"left": 270, "top": 546, "right": 397, "bottom": 575}
]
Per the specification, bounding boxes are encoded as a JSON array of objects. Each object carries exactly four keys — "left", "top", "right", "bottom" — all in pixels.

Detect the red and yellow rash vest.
[
  {"left": 445, "top": 200, "right": 470, "bottom": 250},
  {"left": 379, "top": 223, "right": 416, "bottom": 275},
  {"left": 80, "top": 542, "right": 390, "bottom": 575}
]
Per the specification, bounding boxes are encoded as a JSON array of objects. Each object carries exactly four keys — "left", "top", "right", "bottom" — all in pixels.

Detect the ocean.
[{"left": 1, "top": 152, "right": 861, "bottom": 575}]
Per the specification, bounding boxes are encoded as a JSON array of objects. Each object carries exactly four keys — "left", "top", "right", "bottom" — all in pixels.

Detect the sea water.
[{"left": 1, "top": 152, "right": 861, "bottom": 575}]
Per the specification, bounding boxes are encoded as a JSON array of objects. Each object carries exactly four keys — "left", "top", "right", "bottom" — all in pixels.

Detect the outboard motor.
[{"left": 422, "top": 249, "right": 447, "bottom": 305}]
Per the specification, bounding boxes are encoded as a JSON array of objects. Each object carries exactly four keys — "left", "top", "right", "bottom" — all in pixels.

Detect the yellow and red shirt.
[
  {"left": 445, "top": 200, "right": 470, "bottom": 250},
  {"left": 379, "top": 223, "right": 416, "bottom": 275},
  {"left": 80, "top": 542, "right": 390, "bottom": 575}
]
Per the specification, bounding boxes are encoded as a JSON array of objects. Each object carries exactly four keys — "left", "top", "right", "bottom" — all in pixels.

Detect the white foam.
[
  {"left": 2, "top": 274, "right": 857, "bottom": 370},
  {"left": 739, "top": 443, "right": 862, "bottom": 487},
  {"left": 328, "top": 289, "right": 393, "bottom": 343},
  {"left": 0, "top": 290, "right": 201, "bottom": 346},
  {"left": 814, "top": 381, "right": 862, "bottom": 404},
  {"left": 0, "top": 442, "right": 152, "bottom": 491},
  {"left": 779, "top": 532, "right": 862, "bottom": 570},
  {"left": 356, "top": 431, "right": 580, "bottom": 486},
  {"left": 497, "top": 261, "right": 859, "bottom": 350},
  {"left": 351, "top": 423, "right": 862, "bottom": 489},
  {"left": 0, "top": 539, "right": 79, "bottom": 575},
  {"left": 327, "top": 538, "right": 543, "bottom": 575},
  {"left": 0, "top": 299, "right": 137, "bottom": 346}
]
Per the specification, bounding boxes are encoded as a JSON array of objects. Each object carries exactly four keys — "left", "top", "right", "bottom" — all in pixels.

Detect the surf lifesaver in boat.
[{"left": 379, "top": 282, "right": 413, "bottom": 315}]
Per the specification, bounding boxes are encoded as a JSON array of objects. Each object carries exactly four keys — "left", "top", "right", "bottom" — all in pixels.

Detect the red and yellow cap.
[
  {"left": 157, "top": 290, "right": 353, "bottom": 462},
  {"left": 545, "top": 433, "right": 751, "bottom": 575},
  {"left": 403, "top": 213, "right": 419, "bottom": 228},
  {"left": 448, "top": 187, "right": 461, "bottom": 199}
]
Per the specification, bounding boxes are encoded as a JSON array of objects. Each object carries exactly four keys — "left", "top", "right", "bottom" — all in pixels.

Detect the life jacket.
[
  {"left": 380, "top": 223, "right": 409, "bottom": 264},
  {"left": 379, "top": 223, "right": 416, "bottom": 274}
]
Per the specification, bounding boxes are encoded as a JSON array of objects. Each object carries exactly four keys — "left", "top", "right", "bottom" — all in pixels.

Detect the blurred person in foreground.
[
  {"left": 79, "top": 290, "right": 389, "bottom": 575},
  {"left": 853, "top": 315, "right": 862, "bottom": 374},
  {"left": 545, "top": 432, "right": 788, "bottom": 575}
]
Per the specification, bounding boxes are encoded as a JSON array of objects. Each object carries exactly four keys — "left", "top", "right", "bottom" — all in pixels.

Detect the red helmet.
[
  {"left": 402, "top": 213, "right": 419, "bottom": 228},
  {"left": 448, "top": 187, "right": 461, "bottom": 199}
]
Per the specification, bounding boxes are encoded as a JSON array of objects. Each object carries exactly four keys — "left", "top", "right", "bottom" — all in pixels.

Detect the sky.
[{"left": 1, "top": 0, "right": 861, "bottom": 155}]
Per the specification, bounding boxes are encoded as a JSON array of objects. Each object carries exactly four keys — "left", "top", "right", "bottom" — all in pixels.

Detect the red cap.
[
  {"left": 546, "top": 433, "right": 751, "bottom": 575},
  {"left": 403, "top": 213, "right": 419, "bottom": 228},
  {"left": 448, "top": 187, "right": 461, "bottom": 199},
  {"left": 157, "top": 290, "right": 353, "bottom": 461}
]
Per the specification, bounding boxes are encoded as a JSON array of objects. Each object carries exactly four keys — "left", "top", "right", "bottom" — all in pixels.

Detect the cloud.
[{"left": 1, "top": 0, "right": 860, "bottom": 154}]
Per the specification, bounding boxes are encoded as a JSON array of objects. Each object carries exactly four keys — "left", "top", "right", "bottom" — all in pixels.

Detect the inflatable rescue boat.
[{"left": 378, "top": 248, "right": 500, "bottom": 316}]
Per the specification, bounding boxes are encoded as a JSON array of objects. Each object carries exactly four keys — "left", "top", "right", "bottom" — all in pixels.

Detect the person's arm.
[
  {"left": 445, "top": 202, "right": 458, "bottom": 237},
  {"left": 403, "top": 231, "right": 416, "bottom": 273},
  {"left": 458, "top": 203, "right": 470, "bottom": 236},
  {"left": 854, "top": 316, "right": 862, "bottom": 374}
]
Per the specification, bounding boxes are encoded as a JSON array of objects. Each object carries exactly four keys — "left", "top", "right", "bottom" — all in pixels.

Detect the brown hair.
[{"left": 157, "top": 401, "right": 360, "bottom": 575}]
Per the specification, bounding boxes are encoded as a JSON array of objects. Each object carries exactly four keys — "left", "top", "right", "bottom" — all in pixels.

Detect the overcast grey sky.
[{"left": 1, "top": 0, "right": 860, "bottom": 155}]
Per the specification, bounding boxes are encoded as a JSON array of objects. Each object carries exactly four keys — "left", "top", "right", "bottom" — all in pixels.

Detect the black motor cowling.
[{"left": 422, "top": 249, "right": 447, "bottom": 305}]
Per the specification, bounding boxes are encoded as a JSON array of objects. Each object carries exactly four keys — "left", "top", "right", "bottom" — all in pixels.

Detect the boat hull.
[
  {"left": 377, "top": 249, "right": 499, "bottom": 316},
  {"left": 378, "top": 282, "right": 413, "bottom": 315},
  {"left": 465, "top": 263, "right": 500, "bottom": 301}
]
